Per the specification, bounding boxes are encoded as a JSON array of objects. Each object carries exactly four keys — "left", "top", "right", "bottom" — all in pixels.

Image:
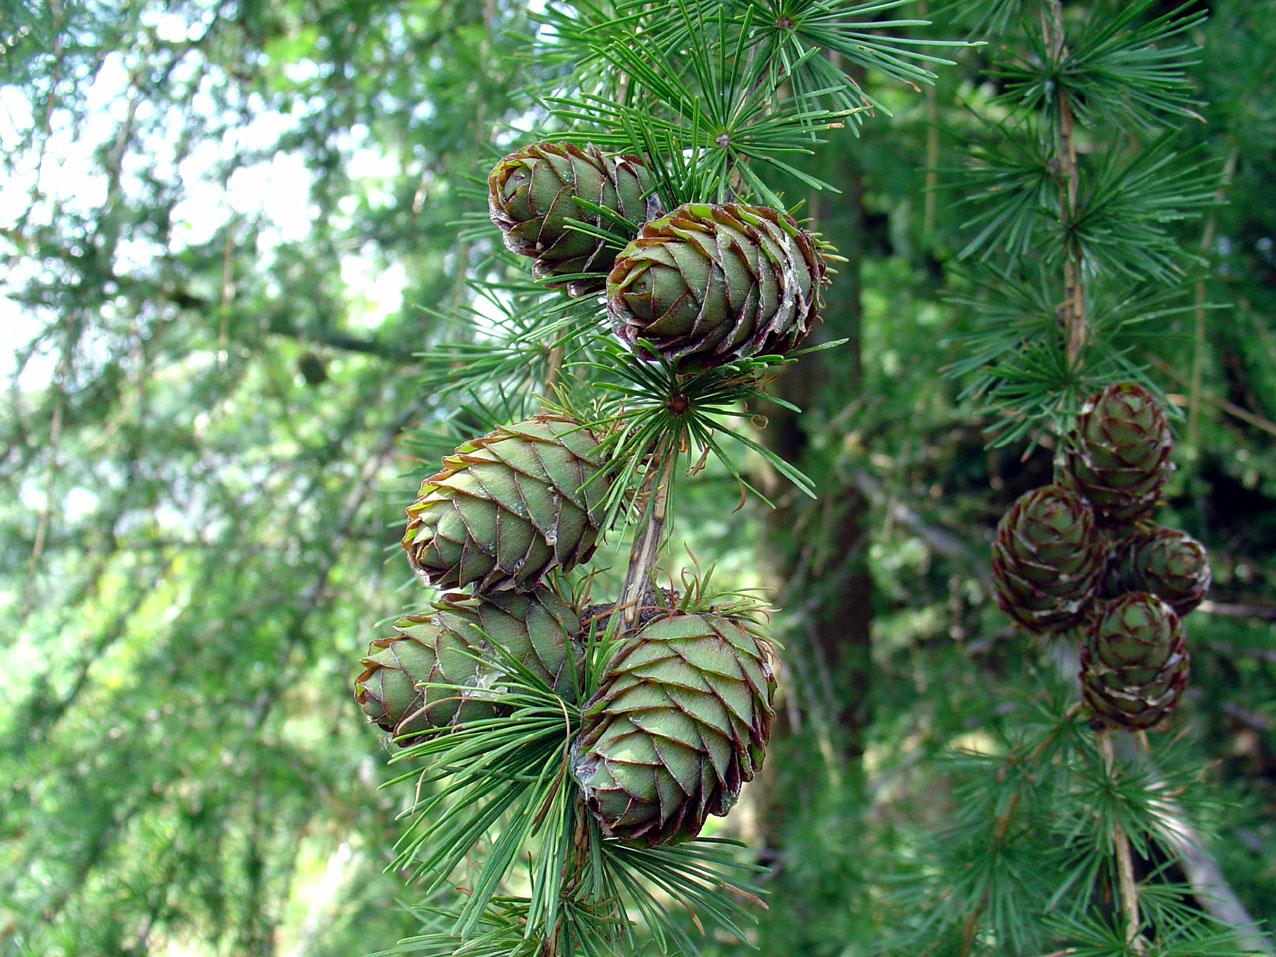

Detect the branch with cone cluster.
[
  {"left": 991, "top": 371, "right": 1207, "bottom": 732},
  {"left": 340, "top": 4, "right": 971, "bottom": 951},
  {"left": 349, "top": 126, "right": 831, "bottom": 954},
  {"left": 932, "top": 5, "right": 1234, "bottom": 945},
  {"left": 980, "top": 381, "right": 1218, "bottom": 953}
]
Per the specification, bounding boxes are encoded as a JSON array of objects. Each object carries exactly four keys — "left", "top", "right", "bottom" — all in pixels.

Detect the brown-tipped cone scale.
[
  {"left": 402, "top": 415, "right": 610, "bottom": 593},
  {"left": 488, "top": 141, "right": 654, "bottom": 295},
  {"left": 991, "top": 484, "right": 1107, "bottom": 634},
  {"left": 606, "top": 202, "right": 826, "bottom": 371},
  {"left": 1080, "top": 592, "right": 1189, "bottom": 731},
  {"left": 353, "top": 589, "right": 584, "bottom": 744},
  {"left": 1115, "top": 526, "right": 1212, "bottom": 616},
  {"left": 572, "top": 609, "right": 776, "bottom": 846},
  {"left": 1059, "top": 382, "right": 1174, "bottom": 523}
]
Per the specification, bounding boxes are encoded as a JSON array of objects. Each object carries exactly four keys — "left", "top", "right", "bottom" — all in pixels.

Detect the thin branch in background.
[
  {"left": 23, "top": 316, "right": 70, "bottom": 616},
  {"left": 924, "top": 62, "right": 940, "bottom": 238},
  {"left": 1148, "top": 353, "right": 1276, "bottom": 440}
]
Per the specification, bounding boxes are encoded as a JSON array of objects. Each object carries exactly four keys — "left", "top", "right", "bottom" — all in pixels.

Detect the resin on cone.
[
  {"left": 488, "top": 141, "right": 654, "bottom": 295},
  {"left": 991, "top": 484, "right": 1107, "bottom": 634},
  {"left": 607, "top": 202, "right": 826, "bottom": 370},
  {"left": 403, "top": 415, "right": 609, "bottom": 593},
  {"left": 572, "top": 609, "right": 776, "bottom": 846},
  {"left": 1059, "top": 382, "right": 1174, "bottom": 522},
  {"left": 1080, "top": 592, "right": 1189, "bottom": 731},
  {"left": 354, "top": 588, "right": 583, "bottom": 744}
]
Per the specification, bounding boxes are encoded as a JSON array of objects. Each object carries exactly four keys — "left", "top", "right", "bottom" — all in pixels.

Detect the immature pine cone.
[
  {"left": 354, "top": 588, "right": 583, "bottom": 744},
  {"left": 991, "top": 485, "right": 1107, "bottom": 635},
  {"left": 607, "top": 202, "right": 826, "bottom": 370},
  {"left": 1113, "top": 526, "right": 1211, "bottom": 616},
  {"left": 1059, "top": 382, "right": 1174, "bottom": 523},
  {"left": 573, "top": 609, "right": 776, "bottom": 845},
  {"left": 1080, "top": 592, "right": 1189, "bottom": 731},
  {"left": 488, "top": 141, "right": 654, "bottom": 295},
  {"left": 403, "top": 415, "right": 609, "bottom": 593}
]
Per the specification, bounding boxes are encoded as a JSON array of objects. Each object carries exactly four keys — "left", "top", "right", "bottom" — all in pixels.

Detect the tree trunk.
[{"left": 763, "top": 133, "right": 872, "bottom": 757}]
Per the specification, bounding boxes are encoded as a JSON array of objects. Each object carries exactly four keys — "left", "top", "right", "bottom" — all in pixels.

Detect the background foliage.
[{"left": 2, "top": 0, "right": 1274, "bottom": 954}]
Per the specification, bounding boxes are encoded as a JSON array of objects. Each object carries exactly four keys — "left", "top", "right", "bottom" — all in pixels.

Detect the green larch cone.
[
  {"left": 1116, "top": 526, "right": 1212, "bottom": 616},
  {"left": 488, "top": 141, "right": 655, "bottom": 295},
  {"left": 991, "top": 485, "right": 1107, "bottom": 634},
  {"left": 1080, "top": 592, "right": 1189, "bottom": 730},
  {"left": 353, "top": 588, "right": 584, "bottom": 744},
  {"left": 607, "top": 202, "right": 826, "bottom": 371},
  {"left": 1059, "top": 382, "right": 1174, "bottom": 523},
  {"left": 403, "top": 415, "right": 610, "bottom": 593},
  {"left": 572, "top": 609, "right": 776, "bottom": 846}
]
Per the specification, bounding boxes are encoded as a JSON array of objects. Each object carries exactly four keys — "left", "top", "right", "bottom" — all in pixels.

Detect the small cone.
[
  {"left": 607, "top": 202, "right": 827, "bottom": 371},
  {"left": 488, "top": 141, "right": 654, "bottom": 295},
  {"left": 354, "top": 589, "right": 584, "bottom": 744},
  {"left": 1080, "top": 592, "right": 1189, "bottom": 731},
  {"left": 991, "top": 485, "right": 1106, "bottom": 634},
  {"left": 1116, "top": 526, "right": 1211, "bottom": 617},
  {"left": 1059, "top": 382, "right": 1174, "bottom": 523},
  {"left": 572, "top": 609, "right": 776, "bottom": 846},
  {"left": 403, "top": 415, "right": 610, "bottom": 593}
]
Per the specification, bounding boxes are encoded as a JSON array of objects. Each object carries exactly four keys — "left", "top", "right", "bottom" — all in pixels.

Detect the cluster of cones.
[
  {"left": 351, "top": 414, "right": 775, "bottom": 845},
  {"left": 991, "top": 383, "right": 1211, "bottom": 730},
  {"left": 488, "top": 141, "right": 828, "bottom": 371},
  {"left": 348, "top": 145, "right": 806, "bottom": 847}
]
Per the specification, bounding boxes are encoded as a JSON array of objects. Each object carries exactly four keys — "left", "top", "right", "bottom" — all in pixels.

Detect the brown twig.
[
  {"left": 1042, "top": 1, "right": 1088, "bottom": 365},
  {"left": 617, "top": 442, "right": 677, "bottom": 632},
  {"left": 540, "top": 342, "right": 565, "bottom": 412},
  {"left": 1096, "top": 729, "right": 1144, "bottom": 953},
  {"left": 538, "top": 439, "right": 680, "bottom": 951}
]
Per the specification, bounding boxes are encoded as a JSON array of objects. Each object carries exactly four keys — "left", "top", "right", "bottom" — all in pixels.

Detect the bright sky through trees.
[{"left": 0, "top": 6, "right": 409, "bottom": 385}]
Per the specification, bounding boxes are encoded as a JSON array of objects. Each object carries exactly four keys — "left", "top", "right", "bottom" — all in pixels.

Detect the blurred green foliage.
[{"left": 2, "top": 1, "right": 1274, "bottom": 954}]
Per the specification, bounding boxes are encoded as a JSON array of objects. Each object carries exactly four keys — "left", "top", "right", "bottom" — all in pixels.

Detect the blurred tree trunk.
[{"left": 763, "top": 128, "right": 872, "bottom": 759}]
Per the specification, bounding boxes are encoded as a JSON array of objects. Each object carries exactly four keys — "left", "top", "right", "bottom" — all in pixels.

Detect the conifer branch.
[
  {"left": 958, "top": 701, "right": 1083, "bottom": 957},
  {"left": 1042, "top": 0, "right": 1088, "bottom": 365},
  {"left": 1096, "top": 729, "right": 1144, "bottom": 954}
]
